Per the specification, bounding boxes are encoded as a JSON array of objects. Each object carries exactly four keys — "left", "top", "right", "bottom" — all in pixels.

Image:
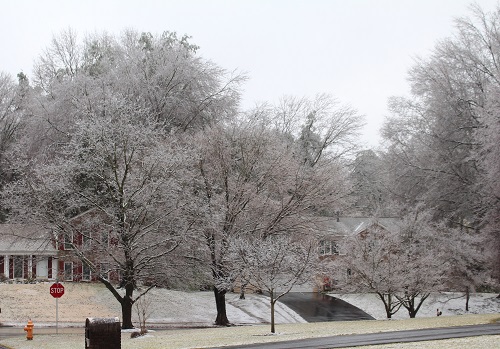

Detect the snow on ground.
[
  {"left": 331, "top": 292, "right": 500, "bottom": 320},
  {"left": 0, "top": 282, "right": 305, "bottom": 327},
  {"left": 0, "top": 283, "right": 499, "bottom": 349}
]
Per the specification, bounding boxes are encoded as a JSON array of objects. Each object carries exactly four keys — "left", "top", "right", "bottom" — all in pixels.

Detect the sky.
[{"left": 1, "top": 0, "right": 499, "bottom": 148}]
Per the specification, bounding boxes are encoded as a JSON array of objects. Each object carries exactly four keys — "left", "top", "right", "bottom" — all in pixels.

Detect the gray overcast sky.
[{"left": 1, "top": 0, "right": 499, "bottom": 148}]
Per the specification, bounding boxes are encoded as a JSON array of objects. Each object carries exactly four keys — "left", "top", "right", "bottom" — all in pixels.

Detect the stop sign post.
[{"left": 50, "top": 282, "right": 64, "bottom": 333}]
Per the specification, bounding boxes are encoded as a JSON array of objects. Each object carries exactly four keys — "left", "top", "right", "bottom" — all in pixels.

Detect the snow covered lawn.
[
  {"left": 0, "top": 282, "right": 305, "bottom": 327},
  {"left": 0, "top": 283, "right": 499, "bottom": 348},
  {"left": 331, "top": 292, "right": 500, "bottom": 319}
]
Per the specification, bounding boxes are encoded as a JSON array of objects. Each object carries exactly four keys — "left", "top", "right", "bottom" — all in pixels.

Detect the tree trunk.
[
  {"left": 270, "top": 296, "right": 276, "bottom": 334},
  {"left": 384, "top": 293, "right": 391, "bottom": 318},
  {"left": 214, "top": 287, "right": 230, "bottom": 326},
  {"left": 121, "top": 281, "right": 135, "bottom": 329},
  {"left": 465, "top": 287, "right": 470, "bottom": 312},
  {"left": 240, "top": 282, "right": 247, "bottom": 300},
  {"left": 121, "top": 296, "right": 134, "bottom": 329},
  {"left": 98, "top": 275, "right": 135, "bottom": 329}
]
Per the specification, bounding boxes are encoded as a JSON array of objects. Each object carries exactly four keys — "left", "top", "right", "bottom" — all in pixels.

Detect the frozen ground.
[
  {"left": 0, "top": 283, "right": 499, "bottom": 349},
  {"left": 0, "top": 282, "right": 305, "bottom": 327},
  {"left": 331, "top": 292, "right": 500, "bottom": 319}
]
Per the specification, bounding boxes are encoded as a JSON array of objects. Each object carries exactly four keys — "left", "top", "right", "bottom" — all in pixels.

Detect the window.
[
  {"left": 64, "top": 232, "right": 74, "bottom": 250},
  {"left": 101, "top": 232, "right": 109, "bottom": 248},
  {"left": 82, "top": 233, "right": 92, "bottom": 249},
  {"left": 82, "top": 263, "right": 91, "bottom": 281},
  {"left": 64, "top": 262, "right": 73, "bottom": 281},
  {"left": 100, "top": 263, "right": 110, "bottom": 280},
  {"left": 319, "top": 240, "right": 339, "bottom": 256}
]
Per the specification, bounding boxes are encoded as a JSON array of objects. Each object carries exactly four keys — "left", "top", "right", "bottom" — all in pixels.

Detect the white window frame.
[
  {"left": 319, "top": 240, "right": 340, "bottom": 256},
  {"left": 64, "top": 232, "right": 74, "bottom": 250},
  {"left": 82, "top": 263, "right": 91, "bottom": 281},
  {"left": 100, "top": 262, "right": 110, "bottom": 280},
  {"left": 82, "top": 232, "right": 92, "bottom": 249},
  {"left": 64, "top": 262, "right": 73, "bottom": 281}
]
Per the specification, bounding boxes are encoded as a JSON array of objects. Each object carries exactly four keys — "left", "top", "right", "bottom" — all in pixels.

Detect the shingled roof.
[
  {"left": 321, "top": 216, "right": 402, "bottom": 237},
  {"left": 0, "top": 224, "right": 57, "bottom": 256}
]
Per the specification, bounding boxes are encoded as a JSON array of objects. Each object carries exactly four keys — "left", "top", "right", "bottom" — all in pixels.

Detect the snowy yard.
[
  {"left": 331, "top": 292, "right": 500, "bottom": 320},
  {"left": 0, "top": 283, "right": 499, "bottom": 348}
]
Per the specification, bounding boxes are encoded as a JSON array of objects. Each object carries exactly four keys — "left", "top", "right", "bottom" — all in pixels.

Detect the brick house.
[{"left": 55, "top": 209, "right": 121, "bottom": 283}]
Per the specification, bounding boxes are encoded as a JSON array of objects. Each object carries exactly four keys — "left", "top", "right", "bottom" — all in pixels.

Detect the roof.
[
  {"left": 320, "top": 217, "right": 402, "bottom": 237},
  {"left": 0, "top": 224, "right": 57, "bottom": 256}
]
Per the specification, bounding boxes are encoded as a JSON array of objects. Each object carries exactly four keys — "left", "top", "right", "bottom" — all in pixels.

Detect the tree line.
[{"left": 0, "top": 3, "right": 499, "bottom": 330}]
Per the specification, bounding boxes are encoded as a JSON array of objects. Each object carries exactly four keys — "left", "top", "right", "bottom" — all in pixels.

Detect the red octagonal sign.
[{"left": 50, "top": 282, "right": 65, "bottom": 298}]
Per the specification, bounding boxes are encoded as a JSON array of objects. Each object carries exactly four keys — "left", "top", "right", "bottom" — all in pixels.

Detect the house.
[
  {"left": 316, "top": 216, "right": 401, "bottom": 291},
  {"left": 0, "top": 224, "right": 58, "bottom": 281},
  {"left": 0, "top": 210, "right": 120, "bottom": 283},
  {"left": 53, "top": 209, "right": 121, "bottom": 283}
]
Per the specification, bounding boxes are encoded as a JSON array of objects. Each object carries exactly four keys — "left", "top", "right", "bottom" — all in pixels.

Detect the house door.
[
  {"left": 13, "top": 256, "right": 24, "bottom": 278},
  {"left": 36, "top": 258, "right": 49, "bottom": 278}
]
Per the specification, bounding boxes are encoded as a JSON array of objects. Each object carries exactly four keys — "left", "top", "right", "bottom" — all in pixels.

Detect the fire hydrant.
[{"left": 24, "top": 319, "right": 34, "bottom": 340}]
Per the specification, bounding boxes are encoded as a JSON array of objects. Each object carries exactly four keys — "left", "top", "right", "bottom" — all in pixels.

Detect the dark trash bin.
[{"left": 85, "top": 317, "right": 121, "bottom": 349}]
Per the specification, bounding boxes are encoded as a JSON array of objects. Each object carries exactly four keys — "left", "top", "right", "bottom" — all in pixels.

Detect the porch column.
[
  {"left": 4, "top": 255, "right": 9, "bottom": 279},
  {"left": 27, "top": 256, "right": 35, "bottom": 279}
]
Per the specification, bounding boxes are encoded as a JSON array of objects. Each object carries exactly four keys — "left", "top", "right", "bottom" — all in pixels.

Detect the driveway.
[{"left": 278, "top": 292, "right": 374, "bottom": 322}]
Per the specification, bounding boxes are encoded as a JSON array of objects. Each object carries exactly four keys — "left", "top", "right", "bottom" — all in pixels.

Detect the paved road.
[
  {"left": 278, "top": 293, "right": 374, "bottom": 322},
  {"left": 213, "top": 323, "right": 500, "bottom": 349}
]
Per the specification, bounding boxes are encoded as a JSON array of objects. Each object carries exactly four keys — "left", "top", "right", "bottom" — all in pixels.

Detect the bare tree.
[
  {"left": 335, "top": 211, "right": 446, "bottom": 319},
  {"left": 4, "top": 100, "right": 190, "bottom": 329},
  {"left": 228, "top": 234, "right": 317, "bottom": 333},
  {"left": 191, "top": 115, "right": 352, "bottom": 325},
  {"left": 381, "top": 3, "right": 500, "bottom": 292},
  {"left": 335, "top": 221, "right": 403, "bottom": 319}
]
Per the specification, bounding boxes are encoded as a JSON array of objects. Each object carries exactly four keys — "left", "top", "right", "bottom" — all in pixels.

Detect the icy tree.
[
  {"left": 228, "top": 234, "right": 317, "bottom": 333},
  {"left": 394, "top": 210, "right": 446, "bottom": 318},
  {"left": 3, "top": 28, "right": 242, "bottom": 329},
  {"left": 335, "top": 221, "right": 403, "bottom": 318},
  {"left": 381, "top": 3, "right": 500, "bottom": 291},
  {"left": 191, "top": 111, "right": 355, "bottom": 325},
  {"left": 5, "top": 99, "right": 191, "bottom": 329},
  {"left": 336, "top": 211, "right": 446, "bottom": 318}
]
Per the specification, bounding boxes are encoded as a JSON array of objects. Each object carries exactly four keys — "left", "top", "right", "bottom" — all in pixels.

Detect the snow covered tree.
[
  {"left": 394, "top": 210, "right": 446, "bottom": 318},
  {"left": 335, "top": 221, "right": 403, "bottom": 318},
  {"left": 336, "top": 210, "right": 446, "bottom": 318},
  {"left": 228, "top": 234, "right": 317, "bottom": 333},
  {"left": 4, "top": 99, "right": 191, "bottom": 329},
  {"left": 191, "top": 112, "right": 353, "bottom": 325},
  {"left": 348, "top": 150, "right": 388, "bottom": 216},
  {"left": 381, "top": 3, "right": 500, "bottom": 292},
  {"left": 273, "top": 94, "right": 364, "bottom": 166},
  {"left": 440, "top": 223, "right": 490, "bottom": 310},
  {"left": 3, "top": 28, "right": 242, "bottom": 329},
  {"left": 0, "top": 72, "right": 30, "bottom": 221}
]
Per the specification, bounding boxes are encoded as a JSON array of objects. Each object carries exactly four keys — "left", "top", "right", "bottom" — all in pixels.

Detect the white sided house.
[{"left": 0, "top": 224, "right": 58, "bottom": 281}]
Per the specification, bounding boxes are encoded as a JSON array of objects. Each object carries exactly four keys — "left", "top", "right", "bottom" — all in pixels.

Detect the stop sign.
[{"left": 50, "top": 282, "right": 65, "bottom": 298}]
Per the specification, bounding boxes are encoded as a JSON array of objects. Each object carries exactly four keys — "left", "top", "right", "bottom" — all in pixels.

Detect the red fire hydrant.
[{"left": 24, "top": 319, "right": 34, "bottom": 340}]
